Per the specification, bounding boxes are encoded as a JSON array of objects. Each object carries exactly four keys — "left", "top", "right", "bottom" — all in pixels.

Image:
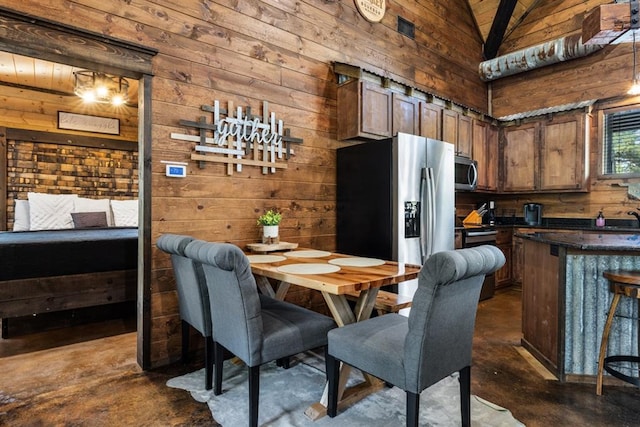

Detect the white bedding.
[
  {"left": 13, "top": 194, "right": 137, "bottom": 231},
  {"left": 28, "top": 192, "right": 77, "bottom": 231}
]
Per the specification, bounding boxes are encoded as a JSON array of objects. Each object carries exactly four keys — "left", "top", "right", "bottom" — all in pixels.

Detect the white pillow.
[
  {"left": 13, "top": 199, "right": 30, "bottom": 231},
  {"left": 74, "top": 197, "right": 114, "bottom": 226},
  {"left": 28, "top": 192, "right": 78, "bottom": 230},
  {"left": 110, "top": 199, "right": 138, "bottom": 227}
]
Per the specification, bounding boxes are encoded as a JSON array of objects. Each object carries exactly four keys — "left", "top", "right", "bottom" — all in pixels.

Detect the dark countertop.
[
  {"left": 514, "top": 231, "right": 640, "bottom": 251},
  {"left": 494, "top": 216, "right": 639, "bottom": 231}
]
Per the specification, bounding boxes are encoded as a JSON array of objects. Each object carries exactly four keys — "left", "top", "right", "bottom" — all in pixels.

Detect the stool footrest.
[{"left": 604, "top": 355, "right": 640, "bottom": 388}]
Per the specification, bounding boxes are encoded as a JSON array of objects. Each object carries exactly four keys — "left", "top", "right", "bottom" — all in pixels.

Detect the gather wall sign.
[
  {"left": 355, "top": 0, "right": 386, "bottom": 23},
  {"left": 171, "top": 100, "right": 303, "bottom": 175}
]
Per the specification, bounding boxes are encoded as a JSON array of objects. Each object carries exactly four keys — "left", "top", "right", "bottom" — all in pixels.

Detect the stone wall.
[{"left": 6, "top": 138, "right": 138, "bottom": 228}]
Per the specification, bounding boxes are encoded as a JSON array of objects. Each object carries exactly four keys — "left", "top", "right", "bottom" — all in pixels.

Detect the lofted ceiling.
[
  {"left": 467, "top": 0, "right": 542, "bottom": 58},
  {"left": 0, "top": 51, "right": 138, "bottom": 105}
]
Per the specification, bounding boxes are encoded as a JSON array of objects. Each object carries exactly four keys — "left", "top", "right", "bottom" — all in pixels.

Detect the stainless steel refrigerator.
[{"left": 336, "top": 132, "right": 455, "bottom": 302}]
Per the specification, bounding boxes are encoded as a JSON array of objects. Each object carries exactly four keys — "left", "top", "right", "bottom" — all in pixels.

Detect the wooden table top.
[
  {"left": 603, "top": 270, "right": 640, "bottom": 286},
  {"left": 247, "top": 250, "right": 421, "bottom": 295}
]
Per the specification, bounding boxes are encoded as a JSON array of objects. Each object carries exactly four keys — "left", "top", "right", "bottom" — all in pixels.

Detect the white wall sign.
[
  {"left": 355, "top": 0, "right": 386, "bottom": 23},
  {"left": 171, "top": 100, "right": 303, "bottom": 176},
  {"left": 58, "top": 111, "right": 120, "bottom": 135}
]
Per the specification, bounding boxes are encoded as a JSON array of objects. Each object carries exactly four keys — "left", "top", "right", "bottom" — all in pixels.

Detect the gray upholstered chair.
[
  {"left": 326, "top": 245, "right": 506, "bottom": 427},
  {"left": 156, "top": 234, "right": 216, "bottom": 391},
  {"left": 184, "top": 240, "right": 337, "bottom": 427}
]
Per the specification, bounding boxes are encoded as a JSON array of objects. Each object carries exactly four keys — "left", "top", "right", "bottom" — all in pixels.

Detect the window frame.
[{"left": 597, "top": 102, "right": 640, "bottom": 180}]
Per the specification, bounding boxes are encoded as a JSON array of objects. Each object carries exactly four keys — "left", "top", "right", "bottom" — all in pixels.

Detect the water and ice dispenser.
[{"left": 404, "top": 201, "right": 420, "bottom": 238}]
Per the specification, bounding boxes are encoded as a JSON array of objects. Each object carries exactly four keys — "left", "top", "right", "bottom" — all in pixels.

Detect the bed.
[{"left": 0, "top": 227, "right": 138, "bottom": 337}]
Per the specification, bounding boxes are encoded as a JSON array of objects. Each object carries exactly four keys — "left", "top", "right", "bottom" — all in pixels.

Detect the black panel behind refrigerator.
[{"left": 337, "top": 139, "right": 393, "bottom": 260}]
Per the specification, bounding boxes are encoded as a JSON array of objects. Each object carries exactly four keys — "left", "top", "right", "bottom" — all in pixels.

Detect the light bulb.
[
  {"left": 81, "top": 91, "right": 96, "bottom": 103},
  {"left": 95, "top": 85, "right": 109, "bottom": 98},
  {"left": 629, "top": 79, "right": 640, "bottom": 95},
  {"left": 111, "top": 94, "right": 125, "bottom": 106}
]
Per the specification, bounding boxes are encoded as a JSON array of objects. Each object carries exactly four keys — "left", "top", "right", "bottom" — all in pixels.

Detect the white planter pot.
[{"left": 262, "top": 225, "right": 280, "bottom": 244}]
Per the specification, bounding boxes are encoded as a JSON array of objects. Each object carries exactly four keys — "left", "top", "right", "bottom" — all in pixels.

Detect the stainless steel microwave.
[{"left": 454, "top": 156, "right": 478, "bottom": 191}]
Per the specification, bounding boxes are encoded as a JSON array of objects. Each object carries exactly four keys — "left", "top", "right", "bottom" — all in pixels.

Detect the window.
[{"left": 602, "top": 106, "right": 640, "bottom": 177}]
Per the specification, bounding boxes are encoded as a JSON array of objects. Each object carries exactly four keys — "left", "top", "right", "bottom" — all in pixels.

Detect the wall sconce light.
[{"left": 73, "top": 70, "right": 130, "bottom": 106}]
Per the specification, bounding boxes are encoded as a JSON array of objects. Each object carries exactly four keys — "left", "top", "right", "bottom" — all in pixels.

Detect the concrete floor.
[{"left": 1, "top": 288, "right": 639, "bottom": 426}]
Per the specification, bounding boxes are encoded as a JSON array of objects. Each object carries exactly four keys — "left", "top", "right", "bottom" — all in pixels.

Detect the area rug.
[{"left": 167, "top": 352, "right": 525, "bottom": 426}]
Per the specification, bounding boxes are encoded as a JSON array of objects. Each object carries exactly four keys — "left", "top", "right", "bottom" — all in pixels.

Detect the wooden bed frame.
[{"left": 0, "top": 227, "right": 138, "bottom": 338}]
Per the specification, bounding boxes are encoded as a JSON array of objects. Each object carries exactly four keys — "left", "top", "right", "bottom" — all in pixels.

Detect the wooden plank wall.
[
  {"left": 0, "top": 86, "right": 138, "bottom": 141},
  {"left": 5, "top": 0, "right": 484, "bottom": 367},
  {"left": 456, "top": 1, "right": 640, "bottom": 222},
  {"left": 459, "top": 102, "right": 640, "bottom": 222},
  {"left": 490, "top": 0, "right": 633, "bottom": 118}
]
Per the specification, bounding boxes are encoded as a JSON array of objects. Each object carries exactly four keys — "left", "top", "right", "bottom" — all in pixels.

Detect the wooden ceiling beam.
[
  {"left": 483, "top": 0, "right": 518, "bottom": 60},
  {"left": 582, "top": 3, "right": 632, "bottom": 45}
]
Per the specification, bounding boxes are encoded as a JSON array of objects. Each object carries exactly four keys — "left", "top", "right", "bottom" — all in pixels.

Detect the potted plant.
[{"left": 257, "top": 209, "right": 282, "bottom": 244}]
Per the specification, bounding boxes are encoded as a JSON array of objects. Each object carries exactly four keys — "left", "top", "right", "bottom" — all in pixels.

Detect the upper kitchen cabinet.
[
  {"left": 500, "top": 111, "right": 589, "bottom": 193},
  {"left": 337, "top": 79, "right": 392, "bottom": 140},
  {"left": 442, "top": 109, "right": 472, "bottom": 158},
  {"left": 539, "top": 114, "right": 588, "bottom": 191},
  {"left": 419, "top": 102, "right": 442, "bottom": 140},
  {"left": 501, "top": 122, "right": 538, "bottom": 192},
  {"left": 392, "top": 92, "right": 419, "bottom": 136},
  {"left": 472, "top": 120, "right": 498, "bottom": 192}
]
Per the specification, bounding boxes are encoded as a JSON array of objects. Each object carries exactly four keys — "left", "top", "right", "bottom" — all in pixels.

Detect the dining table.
[{"left": 245, "top": 248, "right": 422, "bottom": 420}]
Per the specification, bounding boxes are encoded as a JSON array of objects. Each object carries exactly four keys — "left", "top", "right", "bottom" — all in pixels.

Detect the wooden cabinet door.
[
  {"left": 501, "top": 123, "right": 537, "bottom": 192},
  {"left": 361, "top": 82, "right": 392, "bottom": 138},
  {"left": 455, "top": 230, "right": 463, "bottom": 249},
  {"left": 486, "top": 124, "right": 499, "bottom": 191},
  {"left": 392, "top": 92, "right": 418, "bottom": 136},
  {"left": 336, "top": 79, "right": 391, "bottom": 140},
  {"left": 471, "top": 120, "right": 498, "bottom": 192},
  {"left": 495, "top": 243, "right": 512, "bottom": 288},
  {"left": 419, "top": 102, "right": 441, "bottom": 139},
  {"left": 441, "top": 109, "right": 458, "bottom": 147},
  {"left": 457, "top": 115, "right": 472, "bottom": 158},
  {"left": 442, "top": 109, "right": 472, "bottom": 157},
  {"left": 539, "top": 114, "right": 586, "bottom": 191},
  {"left": 512, "top": 235, "right": 524, "bottom": 287},
  {"left": 495, "top": 228, "right": 512, "bottom": 288},
  {"left": 521, "top": 239, "right": 560, "bottom": 372}
]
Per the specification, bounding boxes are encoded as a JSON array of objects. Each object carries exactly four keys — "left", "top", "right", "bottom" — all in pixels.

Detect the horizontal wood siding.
[
  {"left": 459, "top": 107, "right": 638, "bottom": 222},
  {"left": 490, "top": 0, "right": 632, "bottom": 118},
  {"left": 0, "top": 85, "right": 138, "bottom": 141},
  {"left": 5, "top": 0, "right": 485, "bottom": 367},
  {"left": 0, "top": 270, "right": 137, "bottom": 318}
]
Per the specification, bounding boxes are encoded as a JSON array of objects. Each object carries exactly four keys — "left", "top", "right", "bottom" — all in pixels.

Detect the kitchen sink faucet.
[{"left": 627, "top": 208, "right": 640, "bottom": 227}]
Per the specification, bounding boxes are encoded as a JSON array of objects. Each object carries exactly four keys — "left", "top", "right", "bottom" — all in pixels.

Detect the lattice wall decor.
[{"left": 171, "top": 100, "right": 303, "bottom": 175}]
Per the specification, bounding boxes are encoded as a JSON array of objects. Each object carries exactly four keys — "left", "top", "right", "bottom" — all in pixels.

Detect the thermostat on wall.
[{"left": 164, "top": 163, "right": 187, "bottom": 178}]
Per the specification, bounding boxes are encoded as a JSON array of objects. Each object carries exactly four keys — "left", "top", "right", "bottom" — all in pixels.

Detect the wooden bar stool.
[{"left": 596, "top": 270, "right": 640, "bottom": 395}]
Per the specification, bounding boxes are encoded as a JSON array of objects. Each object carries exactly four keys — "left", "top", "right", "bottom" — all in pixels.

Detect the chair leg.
[
  {"left": 406, "top": 391, "right": 420, "bottom": 427},
  {"left": 276, "top": 357, "right": 290, "bottom": 369},
  {"left": 326, "top": 353, "right": 340, "bottom": 418},
  {"left": 181, "top": 320, "right": 190, "bottom": 363},
  {"left": 597, "top": 293, "right": 621, "bottom": 396},
  {"left": 459, "top": 366, "right": 471, "bottom": 427},
  {"left": 214, "top": 341, "right": 224, "bottom": 396},
  {"left": 249, "top": 365, "right": 260, "bottom": 427},
  {"left": 205, "top": 336, "right": 214, "bottom": 391}
]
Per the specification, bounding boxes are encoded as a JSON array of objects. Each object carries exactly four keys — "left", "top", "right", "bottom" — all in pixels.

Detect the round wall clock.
[{"left": 354, "top": 0, "right": 386, "bottom": 23}]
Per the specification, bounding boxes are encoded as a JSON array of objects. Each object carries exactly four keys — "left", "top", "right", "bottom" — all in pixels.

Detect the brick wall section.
[{"left": 6, "top": 139, "right": 138, "bottom": 228}]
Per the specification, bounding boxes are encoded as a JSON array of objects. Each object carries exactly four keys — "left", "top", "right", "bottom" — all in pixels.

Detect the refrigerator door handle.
[
  {"left": 424, "top": 167, "right": 436, "bottom": 263},
  {"left": 419, "top": 167, "right": 427, "bottom": 263}
]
